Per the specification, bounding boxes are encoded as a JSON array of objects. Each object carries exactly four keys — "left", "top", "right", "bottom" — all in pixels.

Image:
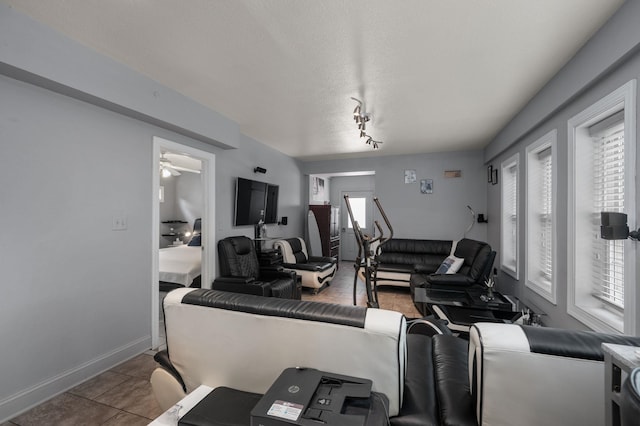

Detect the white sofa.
[
  {"left": 151, "top": 287, "right": 407, "bottom": 416},
  {"left": 151, "top": 288, "right": 640, "bottom": 426},
  {"left": 468, "top": 323, "right": 640, "bottom": 426}
]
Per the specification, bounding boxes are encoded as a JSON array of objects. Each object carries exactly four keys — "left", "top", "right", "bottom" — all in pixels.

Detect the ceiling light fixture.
[{"left": 351, "top": 97, "right": 383, "bottom": 150}]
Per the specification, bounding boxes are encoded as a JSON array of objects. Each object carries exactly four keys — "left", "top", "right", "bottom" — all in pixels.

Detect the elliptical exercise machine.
[{"left": 343, "top": 195, "right": 394, "bottom": 308}]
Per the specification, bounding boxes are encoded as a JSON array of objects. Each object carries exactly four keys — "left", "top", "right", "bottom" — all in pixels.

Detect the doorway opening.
[
  {"left": 340, "top": 190, "right": 374, "bottom": 261},
  {"left": 151, "top": 137, "right": 216, "bottom": 349},
  {"left": 306, "top": 171, "right": 375, "bottom": 262}
]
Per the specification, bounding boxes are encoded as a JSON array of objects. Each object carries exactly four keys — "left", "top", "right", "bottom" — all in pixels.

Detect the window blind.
[
  {"left": 538, "top": 148, "right": 553, "bottom": 282},
  {"left": 503, "top": 164, "right": 518, "bottom": 271},
  {"left": 592, "top": 123, "right": 625, "bottom": 309}
]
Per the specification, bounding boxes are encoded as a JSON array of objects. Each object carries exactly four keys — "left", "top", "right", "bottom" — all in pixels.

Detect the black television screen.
[{"left": 234, "top": 177, "right": 279, "bottom": 226}]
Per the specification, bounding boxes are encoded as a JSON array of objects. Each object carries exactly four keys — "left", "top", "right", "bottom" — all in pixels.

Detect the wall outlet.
[{"left": 112, "top": 212, "right": 128, "bottom": 231}]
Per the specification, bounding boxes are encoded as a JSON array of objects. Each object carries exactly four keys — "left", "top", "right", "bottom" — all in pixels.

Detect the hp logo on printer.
[{"left": 287, "top": 385, "right": 300, "bottom": 394}]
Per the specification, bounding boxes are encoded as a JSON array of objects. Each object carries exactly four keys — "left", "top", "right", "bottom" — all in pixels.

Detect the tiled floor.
[
  {"left": 5, "top": 353, "right": 162, "bottom": 426},
  {"left": 5, "top": 261, "right": 419, "bottom": 425}
]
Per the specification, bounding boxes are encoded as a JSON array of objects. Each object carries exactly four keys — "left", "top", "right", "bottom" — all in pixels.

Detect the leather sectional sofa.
[
  {"left": 370, "top": 237, "right": 495, "bottom": 294},
  {"left": 151, "top": 288, "right": 640, "bottom": 425}
]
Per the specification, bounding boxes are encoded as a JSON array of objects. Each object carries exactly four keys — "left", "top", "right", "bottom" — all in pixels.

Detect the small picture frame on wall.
[
  {"left": 420, "top": 179, "right": 433, "bottom": 194},
  {"left": 404, "top": 169, "right": 417, "bottom": 184},
  {"left": 487, "top": 165, "right": 493, "bottom": 183},
  {"left": 491, "top": 168, "right": 498, "bottom": 185}
]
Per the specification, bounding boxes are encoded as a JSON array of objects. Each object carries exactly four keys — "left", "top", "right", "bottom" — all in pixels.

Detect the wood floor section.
[{"left": 6, "top": 261, "right": 419, "bottom": 425}]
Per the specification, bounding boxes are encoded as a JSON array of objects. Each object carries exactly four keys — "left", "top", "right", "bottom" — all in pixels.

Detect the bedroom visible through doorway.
[{"left": 151, "top": 137, "right": 216, "bottom": 349}]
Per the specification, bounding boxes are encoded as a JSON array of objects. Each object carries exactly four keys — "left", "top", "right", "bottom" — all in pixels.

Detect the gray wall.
[
  {"left": 0, "top": 75, "right": 160, "bottom": 419},
  {"left": 215, "top": 134, "right": 305, "bottom": 243},
  {"left": 0, "top": 74, "right": 304, "bottom": 422},
  {"left": 160, "top": 176, "right": 177, "bottom": 225},
  {"left": 329, "top": 175, "right": 376, "bottom": 206},
  {"left": 483, "top": 0, "right": 640, "bottom": 332},
  {"left": 159, "top": 172, "right": 203, "bottom": 248},
  {"left": 303, "top": 150, "right": 488, "bottom": 242},
  {"left": 0, "top": 8, "right": 303, "bottom": 420},
  {"left": 175, "top": 172, "right": 204, "bottom": 229}
]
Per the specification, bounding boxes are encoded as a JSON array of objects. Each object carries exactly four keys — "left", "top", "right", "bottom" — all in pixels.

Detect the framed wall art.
[
  {"left": 404, "top": 169, "right": 417, "bottom": 184},
  {"left": 420, "top": 179, "right": 433, "bottom": 194}
]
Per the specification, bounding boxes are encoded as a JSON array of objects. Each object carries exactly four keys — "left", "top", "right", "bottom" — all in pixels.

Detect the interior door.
[{"left": 340, "top": 191, "right": 374, "bottom": 261}]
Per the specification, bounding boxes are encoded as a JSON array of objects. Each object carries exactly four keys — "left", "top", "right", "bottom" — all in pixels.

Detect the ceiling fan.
[{"left": 160, "top": 152, "right": 200, "bottom": 177}]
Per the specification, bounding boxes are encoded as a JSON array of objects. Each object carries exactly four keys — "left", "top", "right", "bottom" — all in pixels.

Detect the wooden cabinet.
[{"left": 309, "top": 205, "right": 340, "bottom": 261}]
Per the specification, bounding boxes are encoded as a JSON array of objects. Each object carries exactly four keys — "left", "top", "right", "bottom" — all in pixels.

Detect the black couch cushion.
[
  {"left": 377, "top": 263, "right": 416, "bottom": 274},
  {"left": 182, "top": 288, "right": 368, "bottom": 328},
  {"left": 218, "top": 236, "right": 260, "bottom": 277},
  {"left": 285, "top": 237, "right": 309, "bottom": 263},
  {"left": 378, "top": 239, "right": 452, "bottom": 268},
  {"left": 453, "top": 238, "right": 491, "bottom": 281},
  {"left": 432, "top": 335, "right": 476, "bottom": 426},
  {"left": 390, "top": 334, "right": 440, "bottom": 426},
  {"left": 522, "top": 325, "right": 640, "bottom": 361}
]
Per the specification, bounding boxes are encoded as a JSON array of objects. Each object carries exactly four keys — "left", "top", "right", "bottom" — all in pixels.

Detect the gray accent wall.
[
  {"left": 0, "top": 7, "right": 304, "bottom": 421},
  {"left": 483, "top": 0, "right": 640, "bottom": 332},
  {"left": 303, "top": 150, "right": 487, "bottom": 242}
]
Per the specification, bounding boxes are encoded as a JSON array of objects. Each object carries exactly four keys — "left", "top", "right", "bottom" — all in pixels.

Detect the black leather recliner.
[{"left": 213, "top": 236, "right": 300, "bottom": 299}]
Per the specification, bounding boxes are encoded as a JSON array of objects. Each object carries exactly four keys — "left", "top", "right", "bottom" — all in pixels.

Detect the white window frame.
[
  {"left": 567, "top": 80, "right": 636, "bottom": 335},
  {"left": 525, "top": 130, "right": 557, "bottom": 304},
  {"left": 500, "top": 153, "right": 520, "bottom": 279}
]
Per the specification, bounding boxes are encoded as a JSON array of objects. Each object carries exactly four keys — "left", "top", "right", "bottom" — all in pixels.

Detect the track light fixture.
[
  {"left": 364, "top": 136, "right": 382, "bottom": 150},
  {"left": 351, "top": 97, "right": 383, "bottom": 150}
]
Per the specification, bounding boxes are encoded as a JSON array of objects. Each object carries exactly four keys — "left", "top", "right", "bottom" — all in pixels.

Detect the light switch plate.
[{"left": 112, "top": 212, "right": 127, "bottom": 231}]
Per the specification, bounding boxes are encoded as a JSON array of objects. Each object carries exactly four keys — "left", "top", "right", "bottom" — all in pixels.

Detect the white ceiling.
[{"left": 4, "top": 0, "right": 625, "bottom": 161}]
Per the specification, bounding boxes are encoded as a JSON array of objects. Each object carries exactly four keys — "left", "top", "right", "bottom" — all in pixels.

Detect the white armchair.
[{"left": 273, "top": 237, "right": 337, "bottom": 293}]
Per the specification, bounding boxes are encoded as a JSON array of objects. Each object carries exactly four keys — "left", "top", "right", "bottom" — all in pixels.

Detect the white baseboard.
[{"left": 0, "top": 335, "right": 152, "bottom": 423}]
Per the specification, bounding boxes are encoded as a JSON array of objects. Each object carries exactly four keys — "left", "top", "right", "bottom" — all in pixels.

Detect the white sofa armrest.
[{"left": 469, "top": 323, "right": 605, "bottom": 426}]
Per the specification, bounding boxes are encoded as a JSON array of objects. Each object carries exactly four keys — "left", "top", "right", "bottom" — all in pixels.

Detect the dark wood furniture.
[{"left": 309, "top": 204, "right": 340, "bottom": 261}]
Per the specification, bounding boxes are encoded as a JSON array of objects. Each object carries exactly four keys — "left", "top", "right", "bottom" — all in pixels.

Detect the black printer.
[{"left": 250, "top": 367, "right": 388, "bottom": 426}]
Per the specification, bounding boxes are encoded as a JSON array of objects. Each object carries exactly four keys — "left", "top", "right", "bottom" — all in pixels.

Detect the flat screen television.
[{"left": 234, "top": 177, "right": 279, "bottom": 226}]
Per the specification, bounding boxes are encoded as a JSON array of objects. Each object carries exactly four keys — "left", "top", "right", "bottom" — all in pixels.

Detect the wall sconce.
[{"left": 254, "top": 167, "right": 267, "bottom": 174}]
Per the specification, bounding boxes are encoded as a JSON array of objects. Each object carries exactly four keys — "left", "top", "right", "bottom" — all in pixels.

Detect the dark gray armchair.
[{"left": 213, "top": 236, "right": 300, "bottom": 299}]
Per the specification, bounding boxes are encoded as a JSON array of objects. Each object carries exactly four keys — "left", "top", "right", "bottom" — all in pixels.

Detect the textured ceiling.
[{"left": 3, "top": 0, "right": 625, "bottom": 161}]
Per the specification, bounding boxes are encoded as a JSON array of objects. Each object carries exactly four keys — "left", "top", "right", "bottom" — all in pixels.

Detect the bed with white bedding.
[
  {"left": 159, "top": 245, "right": 201, "bottom": 288},
  {"left": 159, "top": 218, "right": 202, "bottom": 291}
]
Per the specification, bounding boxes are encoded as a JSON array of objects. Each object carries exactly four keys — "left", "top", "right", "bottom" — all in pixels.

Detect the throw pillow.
[{"left": 435, "top": 255, "right": 464, "bottom": 274}]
